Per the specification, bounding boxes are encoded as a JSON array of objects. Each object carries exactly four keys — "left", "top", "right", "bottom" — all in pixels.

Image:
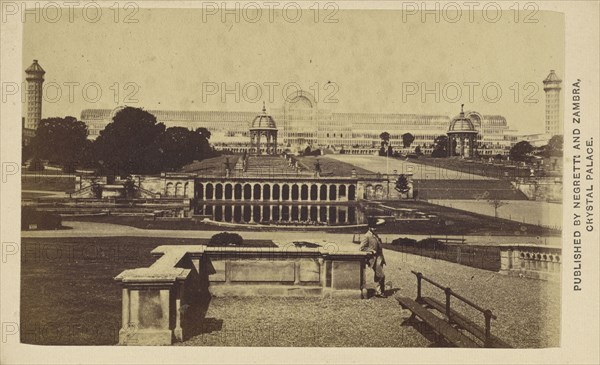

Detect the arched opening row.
[
  {"left": 196, "top": 182, "right": 356, "bottom": 201},
  {"left": 197, "top": 204, "right": 357, "bottom": 225},
  {"left": 165, "top": 182, "right": 190, "bottom": 197}
]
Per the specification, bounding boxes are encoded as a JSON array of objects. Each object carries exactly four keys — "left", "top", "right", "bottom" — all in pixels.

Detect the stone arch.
[
  {"left": 319, "top": 206, "right": 327, "bottom": 222},
  {"left": 233, "top": 205, "right": 242, "bottom": 222},
  {"left": 348, "top": 206, "right": 356, "bottom": 223},
  {"left": 184, "top": 182, "right": 190, "bottom": 197},
  {"left": 291, "top": 184, "right": 299, "bottom": 201},
  {"left": 234, "top": 183, "right": 243, "bottom": 200},
  {"left": 291, "top": 206, "right": 299, "bottom": 221},
  {"left": 310, "top": 206, "right": 318, "bottom": 221},
  {"left": 329, "top": 206, "right": 336, "bottom": 223},
  {"left": 263, "top": 184, "right": 271, "bottom": 201},
  {"left": 243, "top": 206, "right": 251, "bottom": 222},
  {"left": 329, "top": 184, "right": 337, "bottom": 201},
  {"left": 282, "top": 206, "right": 290, "bottom": 221},
  {"left": 253, "top": 205, "right": 261, "bottom": 222},
  {"left": 365, "top": 184, "right": 374, "bottom": 199},
  {"left": 166, "top": 182, "right": 174, "bottom": 197},
  {"left": 348, "top": 185, "right": 356, "bottom": 201},
  {"left": 300, "top": 206, "right": 309, "bottom": 221},
  {"left": 301, "top": 184, "right": 309, "bottom": 201},
  {"left": 310, "top": 184, "right": 318, "bottom": 201},
  {"left": 320, "top": 185, "right": 328, "bottom": 200},
  {"left": 243, "top": 184, "right": 252, "bottom": 200},
  {"left": 205, "top": 184, "right": 214, "bottom": 199},
  {"left": 272, "top": 184, "right": 281, "bottom": 201},
  {"left": 215, "top": 183, "right": 223, "bottom": 200},
  {"left": 197, "top": 183, "right": 204, "bottom": 199},
  {"left": 224, "top": 184, "right": 233, "bottom": 200},
  {"left": 253, "top": 184, "right": 262, "bottom": 201},
  {"left": 282, "top": 184, "right": 290, "bottom": 201},
  {"left": 214, "top": 206, "right": 223, "bottom": 221},
  {"left": 175, "top": 182, "right": 183, "bottom": 197},
  {"left": 375, "top": 185, "right": 384, "bottom": 199},
  {"left": 339, "top": 184, "right": 347, "bottom": 199},
  {"left": 224, "top": 205, "right": 233, "bottom": 222}
]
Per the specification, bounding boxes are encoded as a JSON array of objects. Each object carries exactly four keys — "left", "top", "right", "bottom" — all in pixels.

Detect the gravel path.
[{"left": 180, "top": 245, "right": 560, "bottom": 348}]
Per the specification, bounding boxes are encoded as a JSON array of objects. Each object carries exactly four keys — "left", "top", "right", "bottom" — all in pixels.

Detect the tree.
[
  {"left": 414, "top": 146, "right": 422, "bottom": 156},
  {"left": 380, "top": 132, "right": 390, "bottom": 147},
  {"left": 30, "top": 116, "right": 88, "bottom": 172},
  {"left": 432, "top": 135, "right": 450, "bottom": 157},
  {"left": 395, "top": 174, "right": 410, "bottom": 194},
  {"left": 196, "top": 127, "right": 211, "bottom": 140},
  {"left": 401, "top": 133, "right": 415, "bottom": 148},
  {"left": 160, "top": 127, "right": 206, "bottom": 171},
  {"left": 545, "top": 135, "right": 563, "bottom": 157},
  {"left": 509, "top": 141, "right": 534, "bottom": 162},
  {"left": 93, "top": 107, "right": 166, "bottom": 176},
  {"left": 122, "top": 176, "right": 137, "bottom": 199},
  {"left": 487, "top": 198, "right": 507, "bottom": 218}
]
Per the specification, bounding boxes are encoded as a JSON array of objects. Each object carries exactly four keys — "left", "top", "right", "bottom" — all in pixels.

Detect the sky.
[{"left": 23, "top": 7, "right": 564, "bottom": 134}]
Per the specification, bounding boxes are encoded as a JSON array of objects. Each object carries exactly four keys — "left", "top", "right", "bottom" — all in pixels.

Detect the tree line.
[
  {"left": 378, "top": 131, "right": 563, "bottom": 161},
  {"left": 24, "top": 107, "right": 217, "bottom": 176}
]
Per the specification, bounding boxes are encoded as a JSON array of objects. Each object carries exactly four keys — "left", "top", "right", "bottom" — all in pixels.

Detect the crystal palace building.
[{"left": 81, "top": 90, "right": 518, "bottom": 156}]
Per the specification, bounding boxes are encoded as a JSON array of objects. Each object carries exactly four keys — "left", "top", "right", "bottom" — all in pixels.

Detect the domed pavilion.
[
  {"left": 447, "top": 104, "right": 479, "bottom": 158},
  {"left": 250, "top": 102, "right": 278, "bottom": 155}
]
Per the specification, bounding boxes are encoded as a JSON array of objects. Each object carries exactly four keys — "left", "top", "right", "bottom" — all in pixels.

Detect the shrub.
[
  {"left": 28, "top": 158, "right": 45, "bottom": 172},
  {"left": 21, "top": 207, "right": 62, "bottom": 230},
  {"left": 391, "top": 237, "right": 417, "bottom": 246},
  {"left": 417, "top": 238, "right": 446, "bottom": 250},
  {"left": 209, "top": 232, "right": 244, "bottom": 246}
]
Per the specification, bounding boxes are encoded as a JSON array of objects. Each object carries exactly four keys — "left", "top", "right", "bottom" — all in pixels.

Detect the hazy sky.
[{"left": 23, "top": 8, "right": 564, "bottom": 134}]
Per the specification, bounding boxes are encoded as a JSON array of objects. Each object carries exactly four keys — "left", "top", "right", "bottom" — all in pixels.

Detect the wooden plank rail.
[
  {"left": 396, "top": 270, "right": 511, "bottom": 348},
  {"left": 396, "top": 297, "right": 479, "bottom": 348},
  {"left": 421, "top": 297, "right": 511, "bottom": 348}
]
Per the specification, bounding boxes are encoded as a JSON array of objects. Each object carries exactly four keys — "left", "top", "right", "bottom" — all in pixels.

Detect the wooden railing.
[{"left": 411, "top": 270, "right": 505, "bottom": 347}]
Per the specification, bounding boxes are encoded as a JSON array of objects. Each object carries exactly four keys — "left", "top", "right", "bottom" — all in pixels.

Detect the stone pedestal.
[{"left": 114, "top": 247, "right": 191, "bottom": 346}]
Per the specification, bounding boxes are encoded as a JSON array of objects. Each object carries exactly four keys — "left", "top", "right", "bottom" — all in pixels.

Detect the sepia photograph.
[{"left": 1, "top": 1, "right": 599, "bottom": 364}]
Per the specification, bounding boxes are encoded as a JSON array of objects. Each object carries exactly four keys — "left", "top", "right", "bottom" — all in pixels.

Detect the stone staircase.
[{"left": 235, "top": 156, "right": 313, "bottom": 178}]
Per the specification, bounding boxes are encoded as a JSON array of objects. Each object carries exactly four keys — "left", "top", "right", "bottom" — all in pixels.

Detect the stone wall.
[{"left": 73, "top": 174, "right": 195, "bottom": 199}]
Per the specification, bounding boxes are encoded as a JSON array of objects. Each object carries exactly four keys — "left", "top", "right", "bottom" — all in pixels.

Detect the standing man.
[{"left": 360, "top": 217, "right": 387, "bottom": 298}]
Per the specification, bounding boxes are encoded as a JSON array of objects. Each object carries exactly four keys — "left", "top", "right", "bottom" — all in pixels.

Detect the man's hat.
[{"left": 367, "top": 217, "right": 378, "bottom": 228}]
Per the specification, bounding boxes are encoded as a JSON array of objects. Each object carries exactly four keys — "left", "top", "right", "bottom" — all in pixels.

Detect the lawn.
[
  {"left": 22, "top": 174, "right": 76, "bottom": 192},
  {"left": 20, "top": 237, "right": 274, "bottom": 345},
  {"left": 403, "top": 156, "right": 534, "bottom": 180},
  {"left": 21, "top": 191, "right": 54, "bottom": 199},
  {"left": 179, "top": 155, "right": 240, "bottom": 177},
  {"left": 375, "top": 200, "right": 560, "bottom": 236},
  {"left": 296, "top": 156, "right": 373, "bottom": 176}
]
